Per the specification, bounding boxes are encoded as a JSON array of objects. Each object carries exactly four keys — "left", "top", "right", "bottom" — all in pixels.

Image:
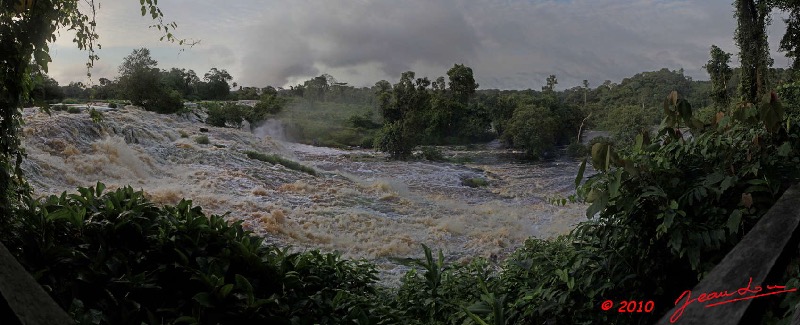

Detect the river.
[{"left": 20, "top": 106, "right": 589, "bottom": 283}]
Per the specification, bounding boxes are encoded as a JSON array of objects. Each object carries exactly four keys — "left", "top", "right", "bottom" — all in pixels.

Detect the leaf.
[
  {"left": 219, "top": 284, "right": 234, "bottom": 298},
  {"left": 677, "top": 99, "right": 692, "bottom": 122},
  {"left": 193, "top": 292, "right": 212, "bottom": 307},
  {"left": 759, "top": 92, "right": 784, "bottom": 133},
  {"left": 727, "top": 209, "right": 742, "bottom": 234},
  {"left": 778, "top": 142, "right": 792, "bottom": 157},
  {"left": 174, "top": 316, "right": 197, "bottom": 324},
  {"left": 591, "top": 143, "right": 609, "bottom": 171},
  {"left": 575, "top": 157, "right": 587, "bottom": 189},
  {"left": 663, "top": 212, "right": 674, "bottom": 229},
  {"left": 609, "top": 169, "right": 623, "bottom": 198},
  {"left": 635, "top": 133, "right": 643, "bottom": 151}
]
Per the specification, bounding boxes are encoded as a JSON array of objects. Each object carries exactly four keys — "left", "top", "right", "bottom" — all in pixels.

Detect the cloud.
[
  {"left": 46, "top": 0, "right": 792, "bottom": 90},
  {"left": 238, "top": 0, "right": 480, "bottom": 86}
]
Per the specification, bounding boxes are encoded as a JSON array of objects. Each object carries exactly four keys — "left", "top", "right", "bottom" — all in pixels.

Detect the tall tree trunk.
[{"left": 735, "top": 0, "right": 772, "bottom": 104}]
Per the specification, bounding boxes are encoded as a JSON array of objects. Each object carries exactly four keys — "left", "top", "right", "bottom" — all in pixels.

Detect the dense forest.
[
  {"left": 31, "top": 52, "right": 765, "bottom": 160},
  {"left": 5, "top": 0, "right": 800, "bottom": 324}
]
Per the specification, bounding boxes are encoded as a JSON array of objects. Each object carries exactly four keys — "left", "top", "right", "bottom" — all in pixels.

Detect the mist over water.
[
  {"left": 252, "top": 119, "right": 287, "bottom": 141},
  {"left": 20, "top": 107, "right": 588, "bottom": 283}
]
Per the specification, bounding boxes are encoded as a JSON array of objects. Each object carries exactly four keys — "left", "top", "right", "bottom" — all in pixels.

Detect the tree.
[
  {"left": 117, "top": 48, "right": 183, "bottom": 113},
  {"left": 506, "top": 105, "right": 558, "bottom": 158},
  {"left": 775, "top": 1, "right": 800, "bottom": 77},
  {"left": 543, "top": 75, "right": 558, "bottom": 92},
  {"left": 118, "top": 48, "right": 161, "bottom": 106},
  {"left": 375, "top": 72, "right": 427, "bottom": 158},
  {"left": 446, "top": 64, "right": 478, "bottom": 104},
  {"left": 582, "top": 79, "right": 589, "bottom": 107},
  {"left": 734, "top": 0, "right": 773, "bottom": 103},
  {"left": 62, "top": 81, "right": 88, "bottom": 99},
  {"left": 201, "top": 68, "right": 232, "bottom": 100},
  {"left": 0, "top": 0, "right": 187, "bottom": 236},
  {"left": 28, "top": 66, "right": 64, "bottom": 104},
  {"left": 161, "top": 68, "right": 198, "bottom": 99},
  {"left": 705, "top": 45, "right": 733, "bottom": 110}
]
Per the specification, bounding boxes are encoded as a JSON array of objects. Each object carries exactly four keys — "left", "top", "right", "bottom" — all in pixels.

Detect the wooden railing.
[
  {"left": 656, "top": 184, "right": 800, "bottom": 324},
  {"left": 0, "top": 242, "right": 72, "bottom": 324}
]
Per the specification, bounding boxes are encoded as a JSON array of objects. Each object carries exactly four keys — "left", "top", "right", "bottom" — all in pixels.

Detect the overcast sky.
[{"left": 48, "top": 0, "right": 791, "bottom": 90}]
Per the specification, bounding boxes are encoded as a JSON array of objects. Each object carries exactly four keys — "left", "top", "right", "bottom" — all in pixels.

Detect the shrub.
[
  {"left": 8, "top": 184, "right": 396, "bottom": 324},
  {"left": 375, "top": 121, "right": 416, "bottom": 159},
  {"left": 247, "top": 94, "right": 287, "bottom": 126},
  {"left": 179, "top": 130, "right": 189, "bottom": 138},
  {"left": 53, "top": 104, "right": 67, "bottom": 111},
  {"left": 195, "top": 135, "right": 210, "bottom": 145},
  {"left": 347, "top": 112, "right": 381, "bottom": 130},
  {"left": 89, "top": 108, "right": 103, "bottom": 123},
  {"left": 244, "top": 150, "right": 317, "bottom": 176},
  {"left": 566, "top": 141, "right": 587, "bottom": 158},
  {"left": 205, "top": 102, "right": 247, "bottom": 128},
  {"left": 461, "top": 177, "right": 488, "bottom": 188},
  {"left": 417, "top": 146, "right": 445, "bottom": 162},
  {"left": 144, "top": 89, "right": 184, "bottom": 114},
  {"left": 505, "top": 105, "right": 558, "bottom": 159},
  {"left": 66, "top": 106, "right": 81, "bottom": 114},
  {"left": 107, "top": 102, "right": 118, "bottom": 108}
]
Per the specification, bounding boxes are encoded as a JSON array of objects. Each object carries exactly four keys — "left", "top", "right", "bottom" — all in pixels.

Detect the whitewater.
[{"left": 20, "top": 105, "right": 588, "bottom": 281}]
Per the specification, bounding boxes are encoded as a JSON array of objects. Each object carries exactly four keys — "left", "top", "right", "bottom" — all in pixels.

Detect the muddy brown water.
[{"left": 20, "top": 107, "right": 589, "bottom": 283}]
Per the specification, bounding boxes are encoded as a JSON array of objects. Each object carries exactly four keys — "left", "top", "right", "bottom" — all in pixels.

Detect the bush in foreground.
[{"left": 9, "top": 184, "right": 396, "bottom": 324}]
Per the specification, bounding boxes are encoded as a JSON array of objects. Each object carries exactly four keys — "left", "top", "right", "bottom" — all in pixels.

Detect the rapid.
[{"left": 20, "top": 105, "right": 588, "bottom": 282}]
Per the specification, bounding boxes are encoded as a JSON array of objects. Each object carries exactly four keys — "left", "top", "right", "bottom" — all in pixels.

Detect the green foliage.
[
  {"left": 246, "top": 94, "right": 287, "bottom": 128},
  {"left": 107, "top": 102, "right": 118, "bottom": 109},
  {"left": 605, "top": 105, "right": 657, "bottom": 146},
  {"left": 243, "top": 150, "right": 317, "bottom": 176},
  {"left": 204, "top": 102, "right": 247, "bottom": 129},
  {"left": 195, "top": 135, "right": 210, "bottom": 145},
  {"left": 179, "top": 130, "right": 189, "bottom": 138},
  {"left": 117, "top": 49, "right": 185, "bottom": 114},
  {"left": 705, "top": 45, "right": 734, "bottom": 110},
  {"left": 461, "top": 177, "right": 489, "bottom": 188},
  {"left": 375, "top": 121, "right": 416, "bottom": 159},
  {"left": 506, "top": 105, "right": 558, "bottom": 158},
  {"left": 9, "top": 184, "right": 393, "bottom": 324},
  {"left": 66, "top": 106, "right": 81, "bottom": 114},
  {"left": 276, "top": 98, "right": 378, "bottom": 148},
  {"left": 417, "top": 146, "right": 446, "bottom": 162},
  {"left": 146, "top": 89, "right": 184, "bottom": 114},
  {"left": 566, "top": 142, "right": 588, "bottom": 158},
  {"left": 564, "top": 91, "right": 800, "bottom": 323},
  {"left": 734, "top": 0, "right": 773, "bottom": 104},
  {"left": 89, "top": 108, "right": 103, "bottom": 124},
  {"left": 200, "top": 68, "right": 233, "bottom": 100},
  {"left": 348, "top": 111, "right": 381, "bottom": 130}
]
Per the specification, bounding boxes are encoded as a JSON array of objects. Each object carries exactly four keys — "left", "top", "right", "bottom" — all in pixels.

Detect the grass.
[
  {"left": 244, "top": 150, "right": 317, "bottom": 176},
  {"left": 195, "top": 135, "right": 210, "bottom": 145},
  {"left": 279, "top": 99, "right": 379, "bottom": 148},
  {"left": 461, "top": 177, "right": 489, "bottom": 188}
]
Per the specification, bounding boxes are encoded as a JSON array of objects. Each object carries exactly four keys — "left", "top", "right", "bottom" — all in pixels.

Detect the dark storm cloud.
[
  {"left": 239, "top": 0, "right": 480, "bottom": 86},
  {"left": 49, "top": 0, "right": 792, "bottom": 90}
]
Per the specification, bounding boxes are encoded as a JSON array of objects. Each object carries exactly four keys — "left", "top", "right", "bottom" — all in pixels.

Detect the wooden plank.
[
  {"left": 657, "top": 185, "right": 800, "bottom": 324},
  {"left": 0, "top": 242, "right": 72, "bottom": 324}
]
